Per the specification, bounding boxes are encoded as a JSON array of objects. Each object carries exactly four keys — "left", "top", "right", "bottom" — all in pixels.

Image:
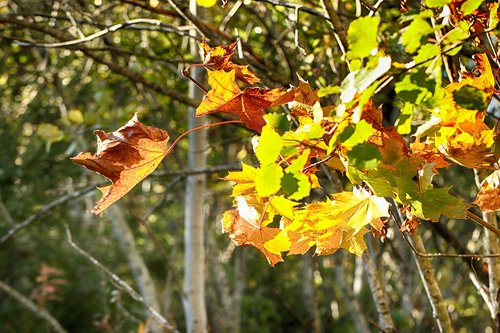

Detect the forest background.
[{"left": 1, "top": 0, "right": 500, "bottom": 333}]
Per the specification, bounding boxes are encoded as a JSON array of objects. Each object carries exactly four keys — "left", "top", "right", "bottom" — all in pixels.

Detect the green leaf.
[
  {"left": 281, "top": 172, "right": 310, "bottom": 200},
  {"left": 424, "top": 0, "right": 452, "bottom": 8},
  {"left": 396, "top": 102, "right": 413, "bottom": 135},
  {"left": 340, "top": 120, "right": 375, "bottom": 148},
  {"left": 340, "top": 56, "right": 391, "bottom": 103},
  {"left": 410, "top": 187, "right": 470, "bottom": 221},
  {"left": 414, "top": 43, "right": 440, "bottom": 65},
  {"left": 452, "top": 85, "right": 489, "bottom": 110},
  {"left": 395, "top": 69, "right": 435, "bottom": 105},
  {"left": 318, "top": 85, "right": 340, "bottom": 97},
  {"left": 256, "top": 124, "right": 283, "bottom": 165},
  {"left": 401, "top": 17, "right": 434, "bottom": 53},
  {"left": 347, "top": 144, "right": 382, "bottom": 170},
  {"left": 255, "top": 164, "right": 284, "bottom": 197},
  {"left": 460, "top": 0, "right": 482, "bottom": 15},
  {"left": 347, "top": 16, "right": 380, "bottom": 59}
]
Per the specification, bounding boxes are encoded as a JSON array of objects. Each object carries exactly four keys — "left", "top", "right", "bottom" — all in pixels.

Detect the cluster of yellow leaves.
[
  {"left": 411, "top": 54, "right": 498, "bottom": 169},
  {"left": 71, "top": 40, "right": 500, "bottom": 267}
]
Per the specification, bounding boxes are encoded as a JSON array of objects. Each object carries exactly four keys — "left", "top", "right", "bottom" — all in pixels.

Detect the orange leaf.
[
  {"left": 72, "top": 113, "right": 169, "bottom": 214},
  {"left": 474, "top": 170, "right": 500, "bottom": 212},
  {"left": 222, "top": 197, "right": 283, "bottom": 266},
  {"left": 197, "top": 70, "right": 294, "bottom": 132},
  {"left": 200, "top": 41, "right": 260, "bottom": 84}
]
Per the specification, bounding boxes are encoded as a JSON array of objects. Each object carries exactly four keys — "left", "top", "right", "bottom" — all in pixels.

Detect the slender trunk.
[
  {"left": 410, "top": 232, "right": 454, "bottom": 333},
  {"left": 333, "top": 253, "right": 371, "bottom": 333},
  {"left": 231, "top": 248, "right": 246, "bottom": 333},
  {"left": 302, "top": 253, "right": 321, "bottom": 333},
  {"left": 182, "top": 2, "right": 207, "bottom": 332},
  {"left": 362, "top": 250, "right": 396, "bottom": 332},
  {"left": 475, "top": 170, "right": 500, "bottom": 331},
  {"left": 109, "top": 205, "right": 162, "bottom": 333}
]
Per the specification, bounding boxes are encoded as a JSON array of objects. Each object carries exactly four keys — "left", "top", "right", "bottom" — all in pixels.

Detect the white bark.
[
  {"left": 302, "top": 254, "right": 321, "bottom": 333},
  {"left": 362, "top": 251, "right": 396, "bottom": 332},
  {"left": 182, "top": 2, "right": 208, "bottom": 332},
  {"left": 411, "top": 232, "right": 454, "bottom": 333},
  {"left": 109, "top": 205, "right": 162, "bottom": 333},
  {"left": 475, "top": 170, "right": 500, "bottom": 329},
  {"left": 333, "top": 254, "right": 371, "bottom": 333}
]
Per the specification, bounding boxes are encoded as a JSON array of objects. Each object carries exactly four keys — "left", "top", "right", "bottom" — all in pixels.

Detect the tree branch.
[
  {"left": 0, "top": 279, "right": 68, "bottom": 333},
  {"left": 64, "top": 225, "right": 179, "bottom": 333},
  {"left": 0, "top": 184, "right": 97, "bottom": 244},
  {"left": 0, "top": 17, "right": 197, "bottom": 107},
  {"left": 390, "top": 199, "right": 454, "bottom": 333},
  {"left": 8, "top": 18, "right": 192, "bottom": 48}
]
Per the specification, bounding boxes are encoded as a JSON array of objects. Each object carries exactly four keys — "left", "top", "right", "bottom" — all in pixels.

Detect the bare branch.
[
  {"left": 0, "top": 17, "right": 197, "bottom": 107},
  {"left": 64, "top": 225, "right": 180, "bottom": 333},
  {"left": 10, "top": 18, "right": 192, "bottom": 48},
  {"left": 253, "top": 0, "right": 329, "bottom": 20},
  {"left": 152, "top": 163, "right": 241, "bottom": 177},
  {"left": 0, "top": 279, "right": 68, "bottom": 333},
  {"left": 320, "top": 0, "right": 348, "bottom": 54},
  {"left": 0, "top": 184, "right": 97, "bottom": 244}
]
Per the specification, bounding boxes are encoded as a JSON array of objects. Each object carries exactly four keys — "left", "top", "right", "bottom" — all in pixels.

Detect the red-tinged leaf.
[
  {"left": 200, "top": 41, "right": 260, "bottom": 84},
  {"left": 72, "top": 113, "right": 169, "bottom": 214},
  {"left": 196, "top": 70, "right": 294, "bottom": 132},
  {"left": 474, "top": 170, "right": 500, "bottom": 212},
  {"left": 222, "top": 197, "right": 283, "bottom": 266}
]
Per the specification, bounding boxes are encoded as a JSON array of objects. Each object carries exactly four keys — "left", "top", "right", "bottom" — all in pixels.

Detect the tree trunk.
[
  {"left": 411, "top": 232, "right": 454, "bottom": 333},
  {"left": 362, "top": 250, "right": 396, "bottom": 332},
  {"left": 182, "top": 2, "right": 208, "bottom": 332},
  {"left": 109, "top": 205, "right": 162, "bottom": 333},
  {"left": 302, "top": 253, "right": 321, "bottom": 333},
  {"left": 475, "top": 170, "right": 500, "bottom": 331}
]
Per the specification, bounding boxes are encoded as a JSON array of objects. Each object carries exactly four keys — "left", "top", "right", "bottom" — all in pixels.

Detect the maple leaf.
[
  {"left": 196, "top": 70, "right": 294, "bottom": 132},
  {"left": 72, "top": 113, "right": 169, "bottom": 214},
  {"left": 222, "top": 197, "right": 283, "bottom": 266},
  {"left": 270, "top": 188, "right": 389, "bottom": 257},
  {"left": 199, "top": 41, "right": 260, "bottom": 84},
  {"left": 474, "top": 170, "right": 500, "bottom": 212}
]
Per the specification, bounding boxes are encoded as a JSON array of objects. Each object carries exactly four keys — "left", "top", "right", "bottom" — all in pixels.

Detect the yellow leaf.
[{"left": 197, "top": 0, "right": 217, "bottom": 8}]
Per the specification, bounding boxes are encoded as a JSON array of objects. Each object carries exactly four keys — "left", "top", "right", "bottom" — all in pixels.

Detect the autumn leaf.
[
  {"left": 200, "top": 41, "right": 260, "bottom": 84},
  {"left": 222, "top": 197, "right": 283, "bottom": 266},
  {"left": 474, "top": 170, "right": 500, "bottom": 212},
  {"left": 72, "top": 113, "right": 169, "bottom": 214},
  {"left": 196, "top": 69, "right": 294, "bottom": 132}
]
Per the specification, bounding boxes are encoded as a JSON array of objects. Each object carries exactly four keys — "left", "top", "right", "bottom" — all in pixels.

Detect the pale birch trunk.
[
  {"left": 411, "top": 232, "right": 454, "bottom": 333},
  {"left": 362, "top": 250, "right": 396, "bottom": 332},
  {"left": 302, "top": 253, "right": 321, "bottom": 333},
  {"left": 182, "top": 2, "right": 207, "bottom": 331},
  {"left": 333, "top": 254, "right": 371, "bottom": 333},
  {"left": 475, "top": 170, "right": 500, "bottom": 331},
  {"left": 109, "top": 205, "right": 162, "bottom": 333}
]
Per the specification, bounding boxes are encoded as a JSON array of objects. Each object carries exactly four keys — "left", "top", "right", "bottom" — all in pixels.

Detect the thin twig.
[
  {"left": 466, "top": 211, "right": 500, "bottom": 237},
  {"left": 0, "top": 184, "right": 98, "bottom": 244},
  {"left": 8, "top": 18, "right": 192, "bottom": 48},
  {"left": 390, "top": 200, "right": 500, "bottom": 259},
  {"left": 152, "top": 163, "right": 241, "bottom": 177},
  {"left": 253, "top": 0, "right": 329, "bottom": 20},
  {"left": 0, "top": 280, "right": 68, "bottom": 333},
  {"left": 64, "top": 225, "right": 179, "bottom": 333}
]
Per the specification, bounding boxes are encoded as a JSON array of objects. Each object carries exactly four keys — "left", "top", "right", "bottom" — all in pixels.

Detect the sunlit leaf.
[
  {"left": 72, "top": 113, "right": 169, "bottom": 214},
  {"left": 474, "top": 170, "right": 500, "bottom": 212},
  {"left": 347, "top": 16, "right": 380, "bottom": 59},
  {"left": 197, "top": 70, "right": 294, "bottom": 132}
]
